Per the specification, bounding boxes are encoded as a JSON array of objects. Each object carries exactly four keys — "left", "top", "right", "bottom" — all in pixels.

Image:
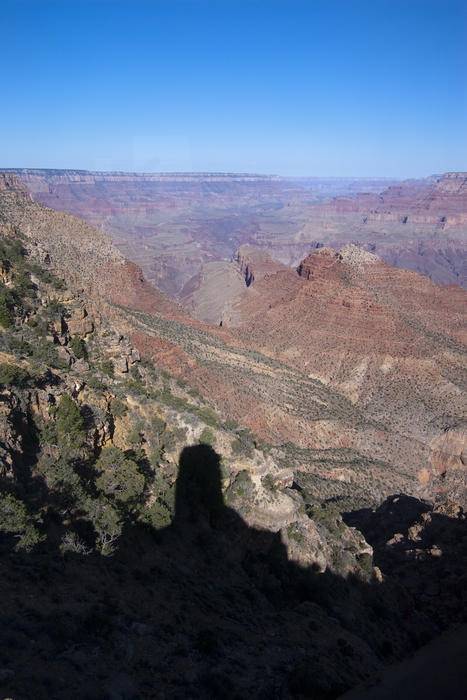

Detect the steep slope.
[
  {"left": 0, "top": 173, "right": 187, "bottom": 320},
  {"left": 223, "top": 245, "right": 467, "bottom": 502},
  {"left": 180, "top": 244, "right": 284, "bottom": 323}
]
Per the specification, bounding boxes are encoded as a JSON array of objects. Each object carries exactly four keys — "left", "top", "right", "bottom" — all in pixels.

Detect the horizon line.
[{"left": 1, "top": 167, "right": 441, "bottom": 180}]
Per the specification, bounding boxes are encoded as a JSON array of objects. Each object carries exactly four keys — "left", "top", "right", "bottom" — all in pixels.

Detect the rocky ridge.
[
  {"left": 223, "top": 245, "right": 467, "bottom": 504},
  {"left": 294, "top": 172, "right": 467, "bottom": 287}
]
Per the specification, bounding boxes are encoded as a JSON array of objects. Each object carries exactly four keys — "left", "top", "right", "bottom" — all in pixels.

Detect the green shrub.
[
  {"left": 357, "top": 553, "right": 374, "bottom": 576},
  {"left": 39, "top": 420, "right": 57, "bottom": 446},
  {"left": 110, "top": 398, "right": 128, "bottom": 418},
  {"left": 100, "top": 358, "right": 115, "bottom": 378},
  {"left": 188, "top": 387, "right": 202, "bottom": 400},
  {"left": 130, "top": 365, "right": 141, "bottom": 380},
  {"left": 126, "top": 425, "right": 144, "bottom": 447},
  {"left": 0, "top": 492, "right": 43, "bottom": 551},
  {"left": 70, "top": 334, "right": 86, "bottom": 359},
  {"left": 150, "top": 415, "right": 166, "bottom": 436},
  {"left": 0, "top": 362, "right": 29, "bottom": 386},
  {"left": 231, "top": 429, "right": 255, "bottom": 458},
  {"left": 56, "top": 394, "right": 85, "bottom": 449},
  {"left": 13, "top": 270, "right": 36, "bottom": 299},
  {"left": 85, "top": 497, "right": 122, "bottom": 555},
  {"left": 127, "top": 378, "right": 146, "bottom": 395},
  {"left": 0, "top": 298, "right": 12, "bottom": 327},
  {"left": 7, "top": 336, "right": 33, "bottom": 357},
  {"left": 224, "top": 417, "right": 239, "bottom": 431},
  {"left": 199, "top": 427, "right": 216, "bottom": 446},
  {"left": 140, "top": 499, "right": 172, "bottom": 530},
  {"left": 227, "top": 470, "right": 254, "bottom": 500},
  {"left": 32, "top": 338, "right": 69, "bottom": 369},
  {"left": 261, "top": 474, "right": 277, "bottom": 491},
  {"left": 59, "top": 531, "right": 91, "bottom": 556},
  {"left": 46, "top": 298, "right": 67, "bottom": 319},
  {"left": 196, "top": 406, "right": 221, "bottom": 428},
  {"left": 95, "top": 447, "right": 145, "bottom": 506},
  {"left": 0, "top": 237, "right": 26, "bottom": 266},
  {"left": 86, "top": 374, "right": 108, "bottom": 391},
  {"left": 30, "top": 264, "right": 66, "bottom": 291},
  {"left": 287, "top": 523, "right": 305, "bottom": 544},
  {"left": 52, "top": 278, "right": 67, "bottom": 292},
  {"left": 36, "top": 455, "right": 84, "bottom": 507}
]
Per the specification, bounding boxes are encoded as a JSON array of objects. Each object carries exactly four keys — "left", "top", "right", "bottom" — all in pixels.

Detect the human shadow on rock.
[{"left": 2, "top": 448, "right": 467, "bottom": 699}]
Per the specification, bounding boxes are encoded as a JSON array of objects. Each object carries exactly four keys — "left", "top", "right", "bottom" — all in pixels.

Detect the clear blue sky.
[{"left": 1, "top": 0, "right": 466, "bottom": 176}]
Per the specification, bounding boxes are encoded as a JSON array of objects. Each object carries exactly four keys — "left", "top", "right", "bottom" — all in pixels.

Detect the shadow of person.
[
  {"left": 173, "top": 444, "right": 226, "bottom": 529},
  {"left": 7, "top": 444, "right": 467, "bottom": 699},
  {"left": 166, "top": 444, "right": 293, "bottom": 606}
]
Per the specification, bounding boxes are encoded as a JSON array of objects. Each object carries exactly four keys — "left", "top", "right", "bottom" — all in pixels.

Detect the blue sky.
[{"left": 1, "top": 0, "right": 466, "bottom": 176}]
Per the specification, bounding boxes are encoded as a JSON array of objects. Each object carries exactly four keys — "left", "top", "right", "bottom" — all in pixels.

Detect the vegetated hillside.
[
  {"left": 1, "top": 174, "right": 467, "bottom": 698},
  {"left": 0, "top": 222, "right": 375, "bottom": 698},
  {"left": 0, "top": 175, "right": 414, "bottom": 509},
  {"left": 223, "top": 245, "right": 467, "bottom": 505},
  {"left": 7, "top": 168, "right": 400, "bottom": 296}
]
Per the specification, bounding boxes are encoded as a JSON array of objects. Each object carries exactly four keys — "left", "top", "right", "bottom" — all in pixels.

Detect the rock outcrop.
[
  {"left": 180, "top": 244, "right": 284, "bottom": 324},
  {"left": 233, "top": 244, "right": 283, "bottom": 286}
]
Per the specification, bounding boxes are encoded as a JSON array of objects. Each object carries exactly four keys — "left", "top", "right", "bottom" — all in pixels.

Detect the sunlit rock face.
[{"left": 221, "top": 244, "right": 467, "bottom": 503}]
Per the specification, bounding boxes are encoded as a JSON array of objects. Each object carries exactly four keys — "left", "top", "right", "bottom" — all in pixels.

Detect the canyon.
[
  {"left": 6, "top": 168, "right": 467, "bottom": 300},
  {"left": 0, "top": 171, "right": 466, "bottom": 698},
  {"left": 5, "top": 168, "right": 400, "bottom": 295},
  {"left": 1, "top": 173, "right": 465, "bottom": 510}
]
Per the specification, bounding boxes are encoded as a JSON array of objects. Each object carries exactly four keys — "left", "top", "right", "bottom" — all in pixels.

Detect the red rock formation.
[
  {"left": 220, "top": 245, "right": 466, "bottom": 499},
  {"left": 233, "top": 244, "right": 284, "bottom": 286}
]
